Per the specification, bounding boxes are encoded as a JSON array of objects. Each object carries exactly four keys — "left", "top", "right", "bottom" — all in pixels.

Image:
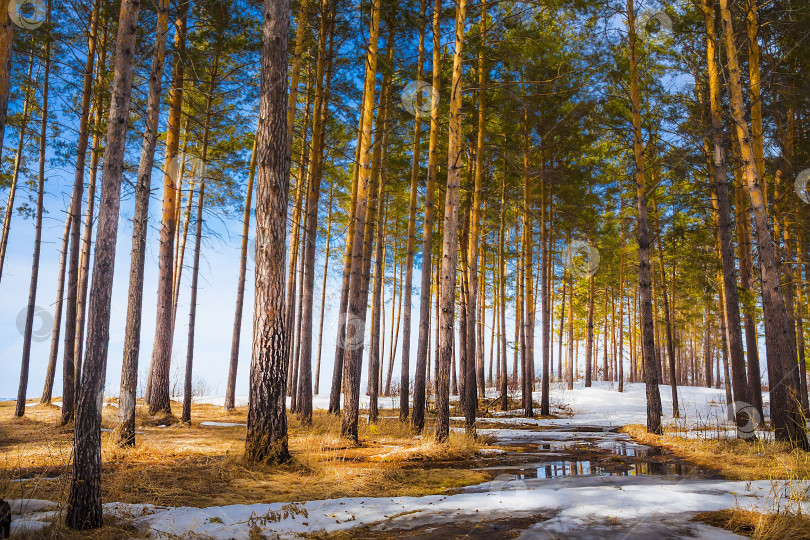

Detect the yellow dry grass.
[
  {"left": 695, "top": 508, "right": 810, "bottom": 539},
  {"left": 0, "top": 399, "right": 490, "bottom": 511},
  {"left": 622, "top": 424, "right": 810, "bottom": 481}
]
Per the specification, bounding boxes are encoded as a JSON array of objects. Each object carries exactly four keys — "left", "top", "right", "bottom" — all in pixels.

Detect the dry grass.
[
  {"left": 695, "top": 508, "right": 810, "bottom": 539},
  {"left": 622, "top": 424, "right": 810, "bottom": 481},
  {"left": 0, "top": 399, "right": 491, "bottom": 512}
]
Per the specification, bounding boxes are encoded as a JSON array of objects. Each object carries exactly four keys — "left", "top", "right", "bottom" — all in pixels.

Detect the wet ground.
[{"left": 359, "top": 421, "right": 737, "bottom": 539}]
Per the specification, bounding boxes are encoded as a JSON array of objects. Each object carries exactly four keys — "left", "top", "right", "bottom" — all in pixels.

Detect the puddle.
[{"left": 478, "top": 459, "right": 712, "bottom": 479}]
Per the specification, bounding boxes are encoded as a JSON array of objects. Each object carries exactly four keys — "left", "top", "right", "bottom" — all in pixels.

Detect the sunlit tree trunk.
[
  {"left": 119, "top": 0, "right": 170, "bottom": 444},
  {"left": 244, "top": 0, "right": 292, "bottom": 464},
  {"left": 718, "top": 0, "right": 808, "bottom": 449},
  {"left": 148, "top": 1, "right": 188, "bottom": 415},
  {"left": 702, "top": 0, "right": 751, "bottom": 432},
  {"left": 224, "top": 137, "right": 257, "bottom": 411},
  {"left": 66, "top": 0, "right": 141, "bottom": 526},
  {"left": 314, "top": 184, "right": 334, "bottom": 396},
  {"left": 627, "top": 0, "right": 662, "bottom": 434},
  {"left": 340, "top": 0, "right": 382, "bottom": 441},
  {"left": 413, "top": 0, "right": 440, "bottom": 430},
  {"left": 61, "top": 0, "right": 101, "bottom": 424},
  {"left": 15, "top": 24, "right": 50, "bottom": 418},
  {"left": 436, "top": 0, "right": 467, "bottom": 442}
]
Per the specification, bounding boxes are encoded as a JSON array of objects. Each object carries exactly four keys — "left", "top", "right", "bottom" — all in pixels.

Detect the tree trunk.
[
  {"left": 118, "top": 0, "right": 171, "bottom": 445},
  {"left": 368, "top": 198, "right": 386, "bottom": 422},
  {"left": 718, "top": 0, "right": 808, "bottom": 449},
  {"left": 148, "top": 2, "right": 188, "bottom": 415},
  {"left": 66, "top": 0, "right": 141, "bottom": 527},
  {"left": 436, "top": 0, "right": 467, "bottom": 443},
  {"left": 182, "top": 177, "right": 205, "bottom": 424},
  {"left": 61, "top": 0, "right": 101, "bottom": 425},
  {"left": 702, "top": 0, "right": 751, "bottom": 432},
  {"left": 314, "top": 184, "right": 334, "bottom": 396},
  {"left": 295, "top": 0, "right": 331, "bottom": 424},
  {"left": 244, "top": 0, "right": 292, "bottom": 464},
  {"left": 340, "top": 0, "right": 382, "bottom": 441},
  {"left": 627, "top": 0, "right": 662, "bottom": 434},
  {"left": 584, "top": 274, "right": 594, "bottom": 387},
  {"left": 181, "top": 47, "right": 218, "bottom": 424},
  {"left": 411, "top": 0, "right": 441, "bottom": 431},
  {"left": 42, "top": 214, "right": 71, "bottom": 403},
  {"left": 224, "top": 137, "right": 258, "bottom": 411},
  {"left": 15, "top": 26, "right": 50, "bottom": 418}
]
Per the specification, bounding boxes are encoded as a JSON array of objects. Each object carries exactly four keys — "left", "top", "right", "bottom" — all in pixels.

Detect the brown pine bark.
[
  {"left": 400, "top": 0, "right": 427, "bottom": 421},
  {"left": 368, "top": 197, "right": 386, "bottom": 422},
  {"left": 244, "top": 0, "right": 292, "bottom": 465},
  {"left": 734, "top": 169, "right": 763, "bottom": 415},
  {"left": 118, "top": 0, "right": 171, "bottom": 445},
  {"left": 15, "top": 23, "right": 50, "bottom": 418},
  {"left": 66, "top": 0, "right": 141, "bottom": 527},
  {"left": 73, "top": 51, "right": 107, "bottom": 390},
  {"left": 181, "top": 47, "right": 219, "bottom": 425},
  {"left": 718, "top": 0, "right": 808, "bottom": 449},
  {"left": 412, "top": 0, "right": 441, "bottom": 432},
  {"left": 148, "top": 1, "right": 188, "bottom": 415},
  {"left": 61, "top": 0, "right": 102, "bottom": 425},
  {"left": 224, "top": 137, "right": 258, "bottom": 411},
  {"left": 340, "top": 0, "right": 382, "bottom": 441},
  {"left": 436, "top": 0, "right": 467, "bottom": 443},
  {"left": 296, "top": 0, "right": 331, "bottom": 424},
  {"left": 652, "top": 187, "right": 678, "bottom": 414},
  {"left": 702, "top": 0, "right": 751, "bottom": 431},
  {"left": 42, "top": 214, "right": 71, "bottom": 403},
  {"left": 627, "top": 0, "right": 662, "bottom": 434},
  {"left": 314, "top": 185, "right": 334, "bottom": 396},
  {"left": 584, "top": 273, "right": 594, "bottom": 388}
]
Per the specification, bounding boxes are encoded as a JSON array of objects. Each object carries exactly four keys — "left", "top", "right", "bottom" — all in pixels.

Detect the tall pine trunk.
[
  {"left": 244, "top": 0, "right": 292, "bottom": 464},
  {"left": 436, "top": 0, "right": 467, "bottom": 442},
  {"left": 66, "top": 0, "right": 141, "bottom": 527},
  {"left": 627, "top": 0, "right": 662, "bottom": 433},
  {"left": 118, "top": 0, "right": 171, "bottom": 445},
  {"left": 718, "top": 0, "right": 808, "bottom": 449},
  {"left": 411, "top": 0, "right": 441, "bottom": 432},
  {"left": 61, "top": 0, "right": 101, "bottom": 425},
  {"left": 148, "top": 2, "right": 188, "bottom": 415},
  {"left": 224, "top": 137, "right": 257, "bottom": 410},
  {"left": 15, "top": 24, "right": 50, "bottom": 418}
]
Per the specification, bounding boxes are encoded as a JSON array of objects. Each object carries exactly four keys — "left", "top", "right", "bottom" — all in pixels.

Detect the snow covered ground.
[{"left": 7, "top": 382, "right": 787, "bottom": 538}]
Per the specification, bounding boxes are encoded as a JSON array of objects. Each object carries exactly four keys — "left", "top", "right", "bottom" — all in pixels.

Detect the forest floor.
[{"left": 2, "top": 382, "right": 810, "bottom": 538}]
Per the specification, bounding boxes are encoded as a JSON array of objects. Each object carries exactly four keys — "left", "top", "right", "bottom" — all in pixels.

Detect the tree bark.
[
  {"left": 412, "top": 0, "right": 441, "bottom": 432},
  {"left": 340, "top": 0, "right": 382, "bottom": 441},
  {"left": 15, "top": 23, "right": 50, "bottom": 418},
  {"left": 61, "top": 0, "right": 101, "bottom": 425},
  {"left": 435, "top": 0, "right": 467, "bottom": 443},
  {"left": 148, "top": 1, "right": 188, "bottom": 415},
  {"left": 296, "top": 0, "right": 331, "bottom": 425},
  {"left": 718, "top": 0, "right": 808, "bottom": 449},
  {"left": 244, "top": 0, "right": 292, "bottom": 464},
  {"left": 224, "top": 137, "right": 258, "bottom": 411},
  {"left": 42, "top": 214, "right": 71, "bottom": 404},
  {"left": 627, "top": 0, "right": 662, "bottom": 434},
  {"left": 66, "top": 0, "right": 141, "bottom": 527},
  {"left": 118, "top": 0, "right": 171, "bottom": 445}
]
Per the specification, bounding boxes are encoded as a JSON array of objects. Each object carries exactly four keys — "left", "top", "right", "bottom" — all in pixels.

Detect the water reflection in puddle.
[{"left": 484, "top": 459, "right": 708, "bottom": 479}]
